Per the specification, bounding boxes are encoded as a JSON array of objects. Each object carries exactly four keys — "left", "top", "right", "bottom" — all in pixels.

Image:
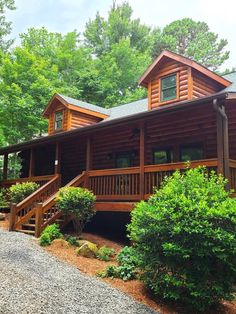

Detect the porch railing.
[
  {"left": 88, "top": 159, "right": 219, "bottom": 201},
  {"left": 0, "top": 175, "right": 56, "bottom": 189}
]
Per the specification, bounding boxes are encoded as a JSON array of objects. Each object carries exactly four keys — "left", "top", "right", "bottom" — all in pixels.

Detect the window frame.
[
  {"left": 179, "top": 142, "right": 205, "bottom": 162},
  {"left": 152, "top": 147, "right": 174, "bottom": 165},
  {"left": 160, "top": 72, "right": 179, "bottom": 104},
  {"left": 54, "top": 110, "right": 63, "bottom": 131},
  {"left": 114, "top": 151, "right": 136, "bottom": 168}
]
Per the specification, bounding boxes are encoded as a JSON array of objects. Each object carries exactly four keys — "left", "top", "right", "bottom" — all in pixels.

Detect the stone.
[
  {"left": 51, "top": 239, "right": 70, "bottom": 249},
  {"left": 76, "top": 241, "right": 98, "bottom": 258}
]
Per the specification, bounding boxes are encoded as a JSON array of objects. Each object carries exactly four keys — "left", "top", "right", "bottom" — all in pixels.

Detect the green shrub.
[
  {"left": 66, "top": 236, "right": 80, "bottom": 247},
  {"left": 128, "top": 167, "right": 236, "bottom": 311},
  {"left": 39, "top": 223, "right": 62, "bottom": 246},
  {"left": 97, "top": 246, "right": 115, "bottom": 261},
  {"left": 56, "top": 187, "right": 96, "bottom": 234},
  {"left": 98, "top": 246, "right": 139, "bottom": 281},
  {"left": 9, "top": 182, "right": 39, "bottom": 203},
  {"left": 0, "top": 188, "right": 10, "bottom": 207}
]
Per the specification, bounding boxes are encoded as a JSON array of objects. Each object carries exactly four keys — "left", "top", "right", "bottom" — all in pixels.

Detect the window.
[
  {"left": 153, "top": 148, "right": 173, "bottom": 164},
  {"left": 115, "top": 152, "right": 135, "bottom": 168},
  {"left": 161, "top": 74, "right": 177, "bottom": 102},
  {"left": 54, "top": 111, "right": 63, "bottom": 130},
  {"left": 180, "top": 143, "right": 204, "bottom": 162}
]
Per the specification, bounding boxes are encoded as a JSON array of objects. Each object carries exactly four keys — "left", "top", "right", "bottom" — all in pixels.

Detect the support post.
[
  {"left": 3, "top": 153, "right": 8, "bottom": 181},
  {"left": 139, "top": 122, "right": 145, "bottom": 199},
  {"left": 9, "top": 203, "right": 17, "bottom": 231},
  {"left": 35, "top": 203, "right": 43, "bottom": 238},
  {"left": 29, "top": 149, "right": 35, "bottom": 178},
  {"left": 85, "top": 136, "right": 92, "bottom": 188},
  {"left": 54, "top": 142, "right": 61, "bottom": 174}
]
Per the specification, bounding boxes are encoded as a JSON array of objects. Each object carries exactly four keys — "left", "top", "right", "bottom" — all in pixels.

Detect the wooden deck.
[{"left": 2, "top": 158, "right": 236, "bottom": 236}]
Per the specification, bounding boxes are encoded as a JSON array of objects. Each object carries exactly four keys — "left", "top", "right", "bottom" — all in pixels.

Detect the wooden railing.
[
  {"left": 88, "top": 159, "right": 218, "bottom": 201},
  {"left": 1, "top": 175, "right": 56, "bottom": 189},
  {"left": 9, "top": 175, "right": 61, "bottom": 232},
  {"left": 37, "top": 171, "right": 86, "bottom": 236}
]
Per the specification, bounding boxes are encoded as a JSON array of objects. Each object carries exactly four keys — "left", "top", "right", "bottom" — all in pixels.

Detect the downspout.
[{"left": 213, "top": 97, "right": 230, "bottom": 189}]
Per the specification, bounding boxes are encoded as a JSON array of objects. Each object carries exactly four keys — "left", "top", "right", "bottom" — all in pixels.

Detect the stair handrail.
[
  {"left": 10, "top": 174, "right": 61, "bottom": 231},
  {"left": 39, "top": 171, "right": 86, "bottom": 233}
]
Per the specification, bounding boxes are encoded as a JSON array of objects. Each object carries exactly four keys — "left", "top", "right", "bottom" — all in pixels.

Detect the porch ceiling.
[{"left": 0, "top": 91, "right": 235, "bottom": 155}]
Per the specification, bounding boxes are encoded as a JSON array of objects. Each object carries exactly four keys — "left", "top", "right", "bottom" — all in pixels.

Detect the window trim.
[
  {"left": 54, "top": 110, "right": 63, "bottom": 131},
  {"left": 159, "top": 72, "right": 179, "bottom": 104},
  {"left": 114, "top": 151, "right": 136, "bottom": 168}
]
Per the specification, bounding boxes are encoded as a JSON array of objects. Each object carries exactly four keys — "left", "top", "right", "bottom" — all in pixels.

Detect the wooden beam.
[
  {"left": 54, "top": 142, "right": 61, "bottom": 174},
  {"left": 3, "top": 153, "right": 8, "bottom": 181},
  {"left": 139, "top": 122, "right": 145, "bottom": 199},
  {"left": 29, "top": 149, "right": 35, "bottom": 178},
  {"left": 95, "top": 202, "right": 136, "bottom": 212},
  {"left": 86, "top": 136, "right": 92, "bottom": 171},
  {"left": 222, "top": 106, "right": 230, "bottom": 187},
  {"left": 216, "top": 107, "right": 224, "bottom": 174}
]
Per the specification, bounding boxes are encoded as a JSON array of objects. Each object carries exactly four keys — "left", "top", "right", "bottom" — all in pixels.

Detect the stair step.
[
  {"left": 21, "top": 223, "right": 36, "bottom": 228},
  {"left": 17, "top": 229, "right": 35, "bottom": 235}
]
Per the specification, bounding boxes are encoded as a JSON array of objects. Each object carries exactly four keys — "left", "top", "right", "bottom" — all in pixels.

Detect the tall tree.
[
  {"left": 152, "top": 18, "right": 229, "bottom": 71},
  {"left": 0, "top": 0, "right": 15, "bottom": 51}
]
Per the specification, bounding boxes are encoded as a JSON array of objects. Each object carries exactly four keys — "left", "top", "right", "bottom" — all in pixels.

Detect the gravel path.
[{"left": 0, "top": 228, "right": 158, "bottom": 314}]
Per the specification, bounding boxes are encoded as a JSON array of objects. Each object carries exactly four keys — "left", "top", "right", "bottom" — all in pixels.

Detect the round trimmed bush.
[
  {"left": 56, "top": 187, "right": 96, "bottom": 234},
  {"left": 128, "top": 167, "right": 236, "bottom": 311},
  {"left": 10, "top": 181, "right": 39, "bottom": 203}
]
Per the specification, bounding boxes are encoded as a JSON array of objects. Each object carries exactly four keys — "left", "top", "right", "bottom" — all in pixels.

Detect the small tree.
[
  {"left": 9, "top": 181, "right": 39, "bottom": 203},
  {"left": 56, "top": 187, "right": 96, "bottom": 234},
  {"left": 128, "top": 167, "right": 236, "bottom": 311}
]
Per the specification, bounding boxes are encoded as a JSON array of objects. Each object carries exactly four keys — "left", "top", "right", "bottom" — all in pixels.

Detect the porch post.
[
  {"left": 214, "top": 99, "right": 230, "bottom": 188},
  {"left": 29, "top": 149, "right": 35, "bottom": 178},
  {"left": 3, "top": 153, "right": 8, "bottom": 181},
  {"left": 139, "top": 122, "right": 145, "bottom": 199},
  {"left": 85, "top": 136, "right": 92, "bottom": 188},
  {"left": 55, "top": 142, "right": 61, "bottom": 174}
]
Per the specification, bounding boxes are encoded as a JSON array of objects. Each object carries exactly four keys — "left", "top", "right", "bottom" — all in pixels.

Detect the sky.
[{"left": 6, "top": 0, "right": 236, "bottom": 70}]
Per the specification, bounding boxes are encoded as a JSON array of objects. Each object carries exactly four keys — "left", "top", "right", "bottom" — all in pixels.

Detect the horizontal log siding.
[
  {"left": 150, "top": 60, "right": 189, "bottom": 109},
  {"left": 60, "top": 138, "right": 86, "bottom": 184},
  {"left": 192, "top": 70, "right": 222, "bottom": 99},
  {"left": 70, "top": 110, "right": 102, "bottom": 129},
  {"left": 226, "top": 100, "right": 236, "bottom": 160},
  {"left": 48, "top": 102, "right": 69, "bottom": 135},
  {"left": 92, "top": 124, "right": 140, "bottom": 170}
]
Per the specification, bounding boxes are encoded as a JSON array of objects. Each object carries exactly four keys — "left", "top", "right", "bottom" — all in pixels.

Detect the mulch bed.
[{"left": 1, "top": 215, "right": 235, "bottom": 313}]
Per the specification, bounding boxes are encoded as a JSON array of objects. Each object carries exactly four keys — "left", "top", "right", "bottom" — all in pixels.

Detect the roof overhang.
[
  {"left": 139, "top": 50, "right": 232, "bottom": 88},
  {"left": 43, "top": 93, "right": 109, "bottom": 119},
  {"left": 1, "top": 92, "right": 235, "bottom": 155}
]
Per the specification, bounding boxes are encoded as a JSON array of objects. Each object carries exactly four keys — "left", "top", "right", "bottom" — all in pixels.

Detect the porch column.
[
  {"left": 214, "top": 99, "right": 230, "bottom": 186},
  {"left": 3, "top": 153, "right": 8, "bottom": 181},
  {"left": 54, "top": 142, "right": 61, "bottom": 174},
  {"left": 85, "top": 136, "right": 92, "bottom": 189},
  {"left": 139, "top": 122, "right": 145, "bottom": 199},
  {"left": 29, "top": 149, "right": 35, "bottom": 178}
]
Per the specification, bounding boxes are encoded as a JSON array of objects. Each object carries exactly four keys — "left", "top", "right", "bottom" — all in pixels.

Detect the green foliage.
[
  {"left": 56, "top": 187, "right": 96, "bottom": 233},
  {"left": 128, "top": 167, "right": 236, "bottom": 311},
  {"left": 39, "top": 223, "right": 62, "bottom": 246},
  {"left": 9, "top": 181, "right": 39, "bottom": 203},
  {"left": 0, "top": 0, "right": 15, "bottom": 51},
  {"left": 97, "top": 246, "right": 115, "bottom": 261},
  {"left": 66, "top": 236, "right": 80, "bottom": 247},
  {"left": 152, "top": 18, "right": 229, "bottom": 71},
  {"left": 0, "top": 187, "right": 9, "bottom": 207},
  {"left": 98, "top": 245, "right": 138, "bottom": 281}
]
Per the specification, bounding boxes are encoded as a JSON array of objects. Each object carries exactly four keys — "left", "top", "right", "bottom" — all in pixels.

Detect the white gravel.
[{"left": 0, "top": 228, "right": 158, "bottom": 314}]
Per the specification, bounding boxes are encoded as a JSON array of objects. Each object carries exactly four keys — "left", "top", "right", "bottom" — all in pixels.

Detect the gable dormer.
[
  {"left": 139, "top": 50, "right": 231, "bottom": 110},
  {"left": 43, "top": 94, "right": 109, "bottom": 135}
]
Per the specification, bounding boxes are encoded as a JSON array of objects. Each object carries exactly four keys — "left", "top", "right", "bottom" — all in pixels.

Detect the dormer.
[
  {"left": 43, "top": 94, "right": 109, "bottom": 135},
  {"left": 139, "top": 50, "right": 231, "bottom": 110}
]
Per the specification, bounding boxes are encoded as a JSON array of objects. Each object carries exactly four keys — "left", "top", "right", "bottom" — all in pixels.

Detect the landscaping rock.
[
  {"left": 76, "top": 241, "right": 98, "bottom": 258},
  {"left": 0, "top": 213, "right": 5, "bottom": 221},
  {"left": 51, "top": 238, "right": 70, "bottom": 249}
]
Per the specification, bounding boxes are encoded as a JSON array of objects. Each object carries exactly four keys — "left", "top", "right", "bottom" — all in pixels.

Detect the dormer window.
[
  {"left": 161, "top": 73, "right": 177, "bottom": 102},
  {"left": 54, "top": 111, "right": 63, "bottom": 130}
]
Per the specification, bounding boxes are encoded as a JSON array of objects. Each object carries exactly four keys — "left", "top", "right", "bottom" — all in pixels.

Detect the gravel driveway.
[{"left": 0, "top": 228, "right": 158, "bottom": 314}]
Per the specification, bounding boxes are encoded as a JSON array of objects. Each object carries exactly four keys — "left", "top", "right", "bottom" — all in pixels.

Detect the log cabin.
[{"left": 1, "top": 50, "right": 236, "bottom": 237}]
